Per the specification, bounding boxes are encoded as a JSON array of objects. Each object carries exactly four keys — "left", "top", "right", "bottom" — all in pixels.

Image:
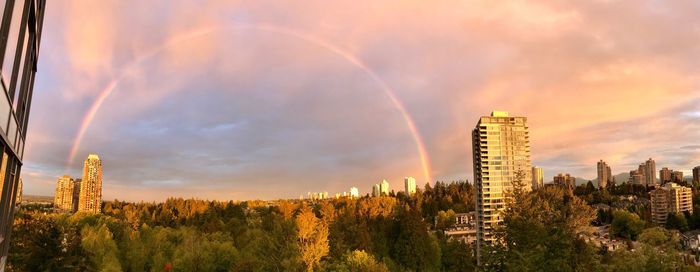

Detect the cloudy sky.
[{"left": 23, "top": 0, "right": 700, "bottom": 201}]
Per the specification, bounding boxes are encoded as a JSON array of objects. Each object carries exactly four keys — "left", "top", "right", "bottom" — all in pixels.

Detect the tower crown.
[{"left": 491, "top": 111, "right": 509, "bottom": 117}]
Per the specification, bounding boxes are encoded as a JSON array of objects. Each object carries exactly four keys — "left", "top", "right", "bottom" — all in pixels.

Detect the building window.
[{"left": 1, "top": 0, "right": 25, "bottom": 90}]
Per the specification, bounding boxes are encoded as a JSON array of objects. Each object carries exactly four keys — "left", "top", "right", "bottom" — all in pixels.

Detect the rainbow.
[{"left": 68, "top": 24, "right": 433, "bottom": 183}]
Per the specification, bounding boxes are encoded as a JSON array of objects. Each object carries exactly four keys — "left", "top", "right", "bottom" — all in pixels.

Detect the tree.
[
  {"left": 610, "top": 210, "right": 645, "bottom": 240},
  {"left": 637, "top": 227, "right": 679, "bottom": 249},
  {"left": 81, "top": 224, "right": 122, "bottom": 272},
  {"left": 605, "top": 227, "right": 688, "bottom": 271},
  {"left": 296, "top": 205, "right": 329, "bottom": 272},
  {"left": 665, "top": 213, "right": 689, "bottom": 232},
  {"left": 329, "top": 250, "right": 389, "bottom": 272},
  {"left": 486, "top": 175, "right": 600, "bottom": 271},
  {"left": 7, "top": 213, "right": 89, "bottom": 271},
  {"left": 392, "top": 210, "right": 441, "bottom": 271},
  {"left": 435, "top": 209, "right": 457, "bottom": 230},
  {"left": 172, "top": 229, "right": 239, "bottom": 272},
  {"left": 439, "top": 237, "right": 476, "bottom": 271}
]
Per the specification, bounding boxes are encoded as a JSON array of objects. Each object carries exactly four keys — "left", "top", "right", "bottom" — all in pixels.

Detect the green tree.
[
  {"left": 439, "top": 237, "right": 476, "bottom": 271},
  {"left": 665, "top": 213, "right": 689, "bottom": 231},
  {"left": 81, "top": 224, "right": 122, "bottom": 272},
  {"left": 486, "top": 172, "right": 600, "bottom": 272},
  {"left": 435, "top": 209, "right": 456, "bottom": 230},
  {"left": 610, "top": 210, "right": 645, "bottom": 240},
  {"left": 605, "top": 227, "right": 689, "bottom": 271},
  {"left": 172, "top": 229, "right": 239, "bottom": 272},
  {"left": 329, "top": 250, "right": 389, "bottom": 272},
  {"left": 392, "top": 210, "right": 441, "bottom": 271}
]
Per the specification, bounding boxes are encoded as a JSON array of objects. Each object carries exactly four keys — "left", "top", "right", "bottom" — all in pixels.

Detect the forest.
[{"left": 7, "top": 180, "right": 700, "bottom": 271}]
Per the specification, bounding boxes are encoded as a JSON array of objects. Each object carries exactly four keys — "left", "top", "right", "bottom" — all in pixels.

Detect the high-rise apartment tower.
[
  {"left": 597, "top": 160, "right": 612, "bottom": 189},
  {"left": 531, "top": 166, "right": 543, "bottom": 190},
  {"left": 78, "top": 154, "right": 103, "bottom": 213},
  {"left": 472, "top": 111, "right": 531, "bottom": 263},
  {"left": 404, "top": 176, "right": 416, "bottom": 196}
]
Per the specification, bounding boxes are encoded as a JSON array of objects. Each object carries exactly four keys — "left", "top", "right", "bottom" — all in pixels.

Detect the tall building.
[
  {"left": 0, "top": 0, "right": 46, "bottom": 266},
  {"left": 78, "top": 154, "right": 103, "bottom": 213},
  {"left": 660, "top": 167, "right": 672, "bottom": 184},
  {"left": 349, "top": 187, "right": 359, "bottom": 198},
  {"left": 650, "top": 182, "right": 693, "bottom": 225},
  {"left": 307, "top": 191, "right": 328, "bottom": 200},
  {"left": 372, "top": 184, "right": 380, "bottom": 197},
  {"left": 672, "top": 171, "right": 683, "bottom": 183},
  {"left": 404, "top": 176, "right": 416, "bottom": 196},
  {"left": 380, "top": 179, "right": 390, "bottom": 196},
  {"left": 553, "top": 173, "right": 576, "bottom": 190},
  {"left": 693, "top": 166, "right": 700, "bottom": 187},
  {"left": 597, "top": 160, "right": 612, "bottom": 189},
  {"left": 472, "top": 111, "right": 531, "bottom": 263},
  {"left": 629, "top": 169, "right": 644, "bottom": 185},
  {"left": 54, "top": 175, "right": 77, "bottom": 211},
  {"left": 72, "top": 179, "right": 81, "bottom": 212},
  {"left": 644, "top": 158, "right": 657, "bottom": 186},
  {"left": 531, "top": 166, "right": 543, "bottom": 190}
]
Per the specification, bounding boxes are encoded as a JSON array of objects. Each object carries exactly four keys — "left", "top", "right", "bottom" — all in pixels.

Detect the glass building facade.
[
  {"left": 0, "top": 0, "right": 46, "bottom": 267},
  {"left": 472, "top": 111, "right": 531, "bottom": 264}
]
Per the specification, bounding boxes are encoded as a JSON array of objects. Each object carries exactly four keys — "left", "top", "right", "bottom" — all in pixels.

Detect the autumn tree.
[{"left": 296, "top": 205, "right": 329, "bottom": 272}]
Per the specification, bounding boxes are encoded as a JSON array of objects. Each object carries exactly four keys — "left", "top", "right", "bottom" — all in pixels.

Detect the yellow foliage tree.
[{"left": 296, "top": 205, "right": 329, "bottom": 272}]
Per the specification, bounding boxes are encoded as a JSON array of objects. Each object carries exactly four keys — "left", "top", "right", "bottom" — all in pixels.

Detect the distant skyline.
[{"left": 23, "top": 1, "right": 700, "bottom": 201}]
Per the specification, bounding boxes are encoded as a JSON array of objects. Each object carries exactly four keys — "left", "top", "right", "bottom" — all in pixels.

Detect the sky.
[{"left": 22, "top": 0, "right": 700, "bottom": 201}]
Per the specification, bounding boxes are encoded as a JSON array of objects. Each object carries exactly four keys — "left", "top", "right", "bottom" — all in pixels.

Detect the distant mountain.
[
  {"left": 575, "top": 177, "right": 593, "bottom": 187},
  {"left": 574, "top": 172, "right": 630, "bottom": 187},
  {"left": 612, "top": 172, "right": 630, "bottom": 184}
]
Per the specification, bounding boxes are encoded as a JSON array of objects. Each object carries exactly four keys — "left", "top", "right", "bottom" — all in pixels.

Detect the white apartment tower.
[
  {"left": 404, "top": 177, "right": 417, "bottom": 196},
  {"left": 380, "top": 179, "right": 390, "bottom": 196}
]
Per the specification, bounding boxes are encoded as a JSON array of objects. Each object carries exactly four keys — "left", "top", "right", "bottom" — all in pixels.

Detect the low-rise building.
[
  {"left": 682, "top": 230, "right": 700, "bottom": 252},
  {"left": 444, "top": 211, "right": 477, "bottom": 245}
]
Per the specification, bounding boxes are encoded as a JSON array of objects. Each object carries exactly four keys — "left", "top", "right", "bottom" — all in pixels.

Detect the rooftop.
[{"left": 491, "top": 111, "right": 509, "bottom": 117}]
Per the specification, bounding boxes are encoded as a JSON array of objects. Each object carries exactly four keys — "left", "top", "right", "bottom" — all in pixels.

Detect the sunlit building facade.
[
  {"left": 404, "top": 176, "right": 416, "bottom": 196},
  {"left": 379, "top": 179, "right": 389, "bottom": 196},
  {"left": 472, "top": 111, "right": 531, "bottom": 263},
  {"left": 650, "top": 182, "right": 693, "bottom": 225},
  {"left": 349, "top": 187, "right": 359, "bottom": 198},
  {"left": 78, "top": 154, "right": 103, "bottom": 213},
  {"left": 553, "top": 173, "right": 576, "bottom": 190},
  {"left": 672, "top": 171, "right": 683, "bottom": 183},
  {"left": 597, "top": 160, "right": 612, "bottom": 189},
  {"left": 531, "top": 166, "right": 543, "bottom": 190},
  {"left": 0, "top": 0, "right": 46, "bottom": 267},
  {"left": 54, "top": 175, "right": 77, "bottom": 211},
  {"left": 629, "top": 169, "right": 644, "bottom": 185},
  {"left": 660, "top": 167, "right": 672, "bottom": 184},
  {"left": 643, "top": 158, "right": 657, "bottom": 186}
]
